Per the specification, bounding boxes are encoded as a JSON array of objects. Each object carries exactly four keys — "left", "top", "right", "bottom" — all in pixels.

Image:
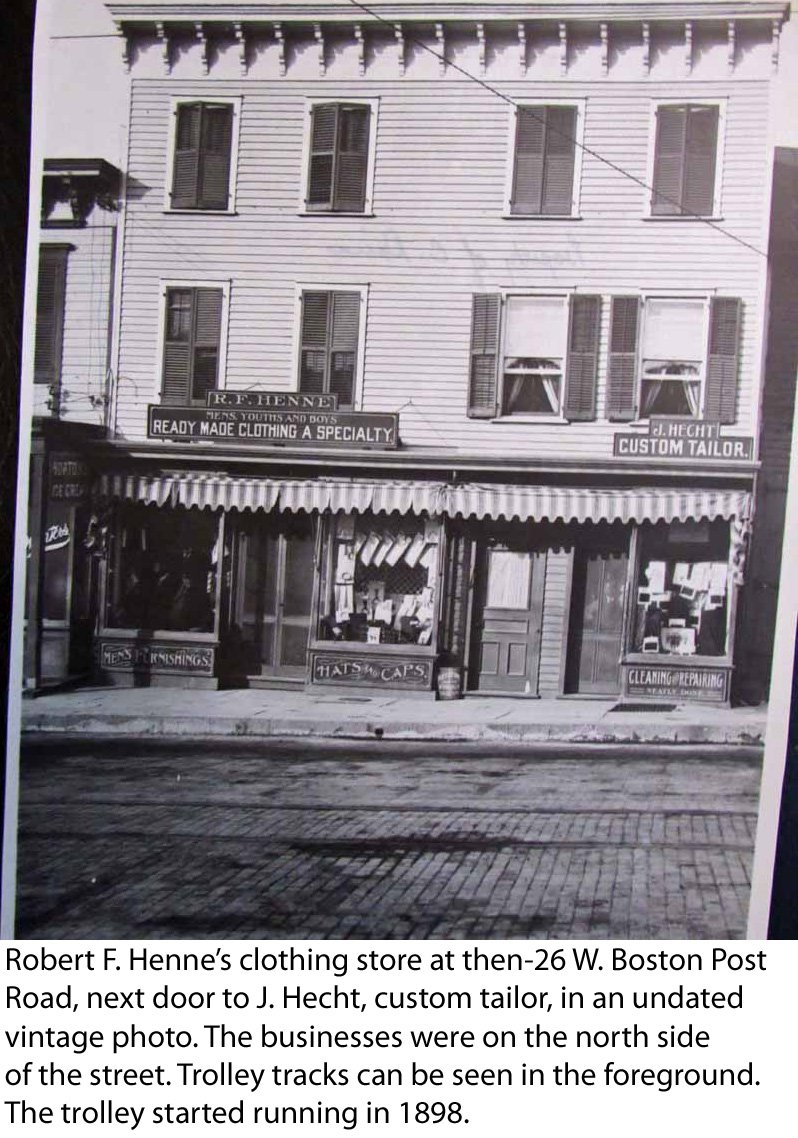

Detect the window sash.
[
  {"left": 162, "top": 287, "right": 223, "bottom": 405},
  {"left": 306, "top": 103, "right": 370, "bottom": 213},
  {"left": 171, "top": 102, "right": 234, "bottom": 210},
  {"left": 299, "top": 291, "right": 360, "bottom": 406},
  {"left": 511, "top": 105, "right": 577, "bottom": 216},
  {"left": 651, "top": 104, "right": 718, "bottom": 217}
]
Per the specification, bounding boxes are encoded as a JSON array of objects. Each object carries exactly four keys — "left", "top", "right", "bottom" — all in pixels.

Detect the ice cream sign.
[{"left": 614, "top": 419, "right": 753, "bottom": 461}]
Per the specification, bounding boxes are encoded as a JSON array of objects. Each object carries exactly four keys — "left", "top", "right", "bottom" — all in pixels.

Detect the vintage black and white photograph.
[{"left": 4, "top": 0, "right": 798, "bottom": 940}]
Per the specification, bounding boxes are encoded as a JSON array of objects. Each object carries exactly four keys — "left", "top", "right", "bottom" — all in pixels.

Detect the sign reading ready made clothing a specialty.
[
  {"left": 614, "top": 419, "right": 753, "bottom": 461},
  {"left": 148, "top": 399, "right": 399, "bottom": 449}
]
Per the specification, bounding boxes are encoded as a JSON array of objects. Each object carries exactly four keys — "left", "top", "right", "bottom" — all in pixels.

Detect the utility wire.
[{"left": 344, "top": 0, "right": 768, "bottom": 259}]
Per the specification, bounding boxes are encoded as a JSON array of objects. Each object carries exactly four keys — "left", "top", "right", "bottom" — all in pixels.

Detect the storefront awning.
[{"left": 99, "top": 474, "right": 751, "bottom": 524}]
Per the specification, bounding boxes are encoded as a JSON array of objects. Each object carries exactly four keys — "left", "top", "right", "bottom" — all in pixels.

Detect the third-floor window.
[
  {"left": 650, "top": 103, "right": 720, "bottom": 218},
  {"left": 169, "top": 100, "right": 238, "bottom": 211},
  {"left": 509, "top": 104, "right": 580, "bottom": 217},
  {"left": 304, "top": 102, "right": 376, "bottom": 214}
]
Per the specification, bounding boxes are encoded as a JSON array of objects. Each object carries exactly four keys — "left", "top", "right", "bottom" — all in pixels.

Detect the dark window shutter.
[
  {"left": 563, "top": 295, "right": 600, "bottom": 421},
  {"left": 651, "top": 106, "right": 686, "bottom": 216},
  {"left": 606, "top": 296, "right": 640, "bottom": 421},
  {"left": 162, "top": 287, "right": 223, "bottom": 405},
  {"left": 334, "top": 105, "right": 370, "bottom": 212},
  {"left": 468, "top": 294, "right": 500, "bottom": 419},
  {"left": 542, "top": 106, "right": 576, "bottom": 215},
  {"left": 329, "top": 291, "right": 360, "bottom": 406},
  {"left": 307, "top": 104, "right": 337, "bottom": 208},
  {"left": 299, "top": 292, "right": 330, "bottom": 394},
  {"left": 34, "top": 246, "right": 68, "bottom": 386},
  {"left": 198, "top": 105, "right": 233, "bottom": 209},
  {"left": 512, "top": 108, "right": 545, "bottom": 214},
  {"left": 683, "top": 105, "right": 718, "bottom": 217},
  {"left": 172, "top": 103, "right": 202, "bottom": 209},
  {"left": 704, "top": 297, "right": 741, "bottom": 424}
]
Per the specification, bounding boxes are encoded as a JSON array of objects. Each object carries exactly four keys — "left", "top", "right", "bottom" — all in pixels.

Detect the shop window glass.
[
  {"left": 641, "top": 298, "right": 705, "bottom": 418},
  {"left": 502, "top": 296, "right": 567, "bottom": 415},
  {"left": 632, "top": 520, "right": 730, "bottom": 658},
  {"left": 319, "top": 514, "right": 439, "bottom": 647},
  {"left": 106, "top": 504, "right": 219, "bottom": 633}
]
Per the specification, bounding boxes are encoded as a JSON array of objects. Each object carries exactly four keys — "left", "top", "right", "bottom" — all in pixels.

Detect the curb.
[{"left": 20, "top": 714, "right": 766, "bottom": 747}]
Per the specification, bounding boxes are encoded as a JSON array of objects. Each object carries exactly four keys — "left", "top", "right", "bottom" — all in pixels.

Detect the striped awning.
[{"left": 98, "top": 473, "right": 751, "bottom": 524}]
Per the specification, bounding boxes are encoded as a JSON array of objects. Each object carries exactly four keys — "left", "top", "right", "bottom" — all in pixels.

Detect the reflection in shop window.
[
  {"left": 319, "top": 514, "right": 439, "bottom": 647},
  {"left": 107, "top": 504, "right": 219, "bottom": 633},
  {"left": 632, "top": 519, "right": 729, "bottom": 657}
]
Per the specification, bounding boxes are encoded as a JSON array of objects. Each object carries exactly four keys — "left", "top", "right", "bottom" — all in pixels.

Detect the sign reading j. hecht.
[
  {"left": 614, "top": 418, "right": 753, "bottom": 461},
  {"left": 148, "top": 406, "right": 399, "bottom": 449}
]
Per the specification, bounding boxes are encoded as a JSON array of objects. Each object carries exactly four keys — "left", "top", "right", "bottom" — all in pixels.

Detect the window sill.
[
  {"left": 164, "top": 208, "right": 238, "bottom": 216},
  {"left": 641, "top": 214, "right": 723, "bottom": 223},
  {"left": 502, "top": 213, "right": 581, "bottom": 221},
  {"left": 492, "top": 415, "right": 569, "bottom": 425},
  {"left": 299, "top": 210, "right": 375, "bottom": 218}
]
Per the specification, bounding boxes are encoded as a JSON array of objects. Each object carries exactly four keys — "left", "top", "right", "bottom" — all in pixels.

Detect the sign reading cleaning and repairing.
[
  {"left": 624, "top": 664, "right": 729, "bottom": 703},
  {"left": 148, "top": 406, "right": 399, "bottom": 449},
  {"left": 614, "top": 419, "right": 753, "bottom": 461},
  {"left": 311, "top": 652, "right": 433, "bottom": 688}
]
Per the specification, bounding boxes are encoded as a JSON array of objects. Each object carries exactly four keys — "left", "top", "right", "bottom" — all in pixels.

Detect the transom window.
[
  {"left": 502, "top": 296, "right": 568, "bottom": 416},
  {"left": 640, "top": 298, "right": 706, "bottom": 418}
]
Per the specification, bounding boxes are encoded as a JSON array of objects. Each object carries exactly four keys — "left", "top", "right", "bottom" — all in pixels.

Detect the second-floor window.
[
  {"left": 509, "top": 105, "right": 579, "bottom": 216},
  {"left": 298, "top": 290, "right": 361, "bottom": 407},
  {"left": 170, "top": 101, "right": 236, "bottom": 211},
  {"left": 305, "top": 102, "right": 374, "bottom": 213},
  {"left": 651, "top": 104, "right": 720, "bottom": 217},
  {"left": 161, "top": 286, "right": 224, "bottom": 405}
]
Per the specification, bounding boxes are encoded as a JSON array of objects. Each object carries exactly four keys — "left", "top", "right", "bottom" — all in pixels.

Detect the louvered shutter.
[
  {"left": 563, "top": 295, "right": 600, "bottom": 421},
  {"left": 704, "top": 297, "right": 741, "bottom": 424},
  {"left": 512, "top": 108, "right": 545, "bottom": 215},
  {"left": 606, "top": 296, "right": 640, "bottom": 421},
  {"left": 542, "top": 106, "right": 576, "bottom": 215},
  {"left": 329, "top": 292, "right": 360, "bottom": 406},
  {"left": 191, "top": 288, "right": 223, "bottom": 402},
  {"left": 651, "top": 106, "right": 686, "bottom": 216},
  {"left": 34, "top": 246, "right": 68, "bottom": 386},
  {"left": 198, "top": 105, "right": 233, "bottom": 210},
  {"left": 334, "top": 105, "right": 370, "bottom": 212},
  {"left": 468, "top": 294, "right": 500, "bottom": 418},
  {"left": 162, "top": 289, "right": 193, "bottom": 405},
  {"left": 683, "top": 105, "right": 718, "bottom": 217},
  {"left": 299, "top": 292, "right": 330, "bottom": 393},
  {"left": 307, "top": 105, "right": 337, "bottom": 208},
  {"left": 172, "top": 104, "right": 202, "bottom": 209}
]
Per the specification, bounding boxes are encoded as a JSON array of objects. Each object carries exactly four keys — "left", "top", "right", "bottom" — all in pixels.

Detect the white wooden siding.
[
  {"left": 538, "top": 547, "right": 570, "bottom": 697},
  {"left": 115, "top": 76, "right": 771, "bottom": 457}
]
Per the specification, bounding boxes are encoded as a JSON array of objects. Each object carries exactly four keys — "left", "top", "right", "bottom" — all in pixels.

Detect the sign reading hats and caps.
[
  {"left": 311, "top": 650, "right": 433, "bottom": 689},
  {"left": 614, "top": 419, "right": 753, "bottom": 462},
  {"left": 206, "top": 391, "right": 338, "bottom": 410},
  {"left": 148, "top": 405, "right": 399, "bottom": 449},
  {"left": 49, "top": 453, "right": 92, "bottom": 501}
]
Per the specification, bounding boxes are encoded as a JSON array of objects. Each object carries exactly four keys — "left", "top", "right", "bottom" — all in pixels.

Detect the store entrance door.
[
  {"left": 473, "top": 547, "right": 545, "bottom": 694},
  {"left": 566, "top": 539, "right": 629, "bottom": 695},
  {"left": 233, "top": 515, "right": 315, "bottom": 684}
]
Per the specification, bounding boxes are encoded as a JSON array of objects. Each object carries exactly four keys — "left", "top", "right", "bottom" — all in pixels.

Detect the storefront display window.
[
  {"left": 632, "top": 519, "right": 729, "bottom": 657},
  {"left": 106, "top": 504, "right": 219, "bottom": 633},
  {"left": 319, "top": 514, "right": 439, "bottom": 647}
]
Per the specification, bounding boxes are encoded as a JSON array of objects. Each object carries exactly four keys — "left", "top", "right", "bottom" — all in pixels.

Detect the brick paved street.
[{"left": 14, "top": 738, "right": 762, "bottom": 940}]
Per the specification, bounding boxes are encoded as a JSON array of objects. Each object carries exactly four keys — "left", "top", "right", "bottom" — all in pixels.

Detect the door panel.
[
  {"left": 568, "top": 543, "right": 629, "bottom": 695},
  {"left": 474, "top": 547, "right": 544, "bottom": 694}
]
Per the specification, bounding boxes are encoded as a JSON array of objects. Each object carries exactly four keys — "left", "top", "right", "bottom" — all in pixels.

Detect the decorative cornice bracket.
[
  {"left": 517, "top": 21, "right": 526, "bottom": 77},
  {"left": 273, "top": 21, "right": 285, "bottom": 77},
  {"left": 684, "top": 20, "right": 693, "bottom": 75},
  {"left": 155, "top": 21, "right": 170, "bottom": 74},
  {"left": 195, "top": 22, "right": 208, "bottom": 75},
  {"left": 476, "top": 22, "right": 486, "bottom": 76},
  {"left": 600, "top": 22, "right": 608, "bottom": 75},
  {"left": 354, "top": 22, "right": 365, "bottom": 77},
  {"left": 559, "top": 22, "right": 568, "bottom": 76},
  {"left": 314, "top": 22, "right": 325, "bottom": 77},
  {"left": 234, "top": 21, "right": 247, "bottom": 76},
  {"left": 642, "top": 21, "right": 650, "bottom": 75},
  {"left": 394, "top": 23, "right": 405, "bottom": 76}
]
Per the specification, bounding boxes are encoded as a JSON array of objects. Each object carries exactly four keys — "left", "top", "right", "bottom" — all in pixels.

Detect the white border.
[
  {"left": 298, "top": 97, "right": 379, "bottom": 216},
  {"left": 163, "top": 95, "right": 242, "bottom": 215},
  {"left": 292, "top": 283, "right": 369, "bottom": 410},
  {"left": 643, "top": 97, "right": 727, "bottom": 220},
  {"left": 503, "top": 99, "right": 586, "bottom": 219},
  {"left": 153, "top": 278, "right": 232, "bottom": 404}
]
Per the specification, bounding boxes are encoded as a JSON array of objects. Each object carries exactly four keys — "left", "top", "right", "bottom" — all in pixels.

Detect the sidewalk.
[{"left": 20, "top": 685, "right": 767, "bottom": 746}]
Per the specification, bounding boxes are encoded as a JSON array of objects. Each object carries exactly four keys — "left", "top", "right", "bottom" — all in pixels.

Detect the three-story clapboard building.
[{"left": 64, "top": 0, "right": 787, "bottom": 701}]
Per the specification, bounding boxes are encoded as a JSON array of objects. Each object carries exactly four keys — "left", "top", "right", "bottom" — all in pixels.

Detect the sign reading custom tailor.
[
  {"left": 100, "top": 640, "right": 215, "bottom": 675},
  {"left": 614, "top": 418, "right": 753, "bottom": 461},
  {"left": 148, "top": 406, "right": 399, "bottom": 449},
  {"left": 624, "top": 663, "right": 729, "bottom": 703},
  {"left": 311, "top": 651, "right": 433, "bottom": 688},
  {"left": 206, "top": 391, "right": 337, "bottom": 410},
  {"left": 49, "top": 453, "right": 92, "bottom": 501}
]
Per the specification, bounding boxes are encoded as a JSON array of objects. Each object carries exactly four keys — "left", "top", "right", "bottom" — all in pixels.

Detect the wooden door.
[
  {"left": 235, "top": 516, "right": 315, "bottom": 680},
  {"left": 567, "top": 545, "right": 628, "bottom": 695},
  {"left": 474, "top": 547, "right": 544, "bottom": 693}
]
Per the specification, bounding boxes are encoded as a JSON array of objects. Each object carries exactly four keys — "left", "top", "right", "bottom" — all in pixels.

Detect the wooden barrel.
[{"left": 437, "top": 666, "right": 462, "bottom": 700}]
